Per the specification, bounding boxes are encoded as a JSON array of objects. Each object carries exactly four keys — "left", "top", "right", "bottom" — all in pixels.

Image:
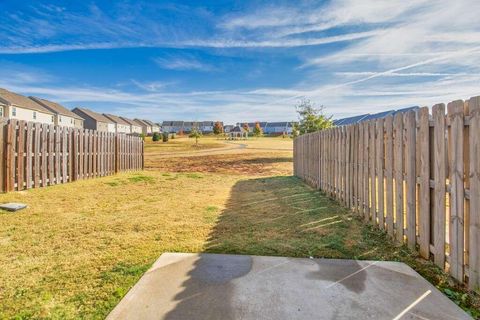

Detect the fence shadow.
[{"left": 164, "top": 175, "right": 355, "bottom": 319}]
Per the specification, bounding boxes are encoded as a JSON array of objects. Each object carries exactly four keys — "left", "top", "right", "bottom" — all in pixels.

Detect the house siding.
[{"left": 9, "top": 106, "right": 54, "bottom": 124}]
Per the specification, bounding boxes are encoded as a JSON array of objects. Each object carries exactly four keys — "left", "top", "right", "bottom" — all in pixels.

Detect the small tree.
[
  {"left": 162, "top": 132, "right": 169, "bottom": 142},
  {"left": 253, "top": 122, "right": 263, "bottom": 137},
  {"left": 243, "top": 123, "right": 249, "bottom": 132},
  {"left": 139, "top": 133, "right": 146, "bottom": 141},
  {"left": 152, "top": 132, "right": 161, "bottom": 142},
  {"left": 295, "top": 99, "right": 333, "bottom": 134},
  {"left": 213, "top": 121, "right": 223, "bottom": 135},
  {"left": 189, "top": 127, "right": 202, "bottom": 146}
]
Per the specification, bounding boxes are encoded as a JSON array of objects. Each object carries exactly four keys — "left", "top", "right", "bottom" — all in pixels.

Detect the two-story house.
[
  {"left": 0, "top": 88, "right": 55, "bottom": 124},
  {"left": 72, "top": 107, "right": 115, "bottom": 133},
  {"left": 29, "top": 97, "right": 84, "bottom": 128},
  {"left": 103, "top": 114, "right": 132, "bottom": 134}
]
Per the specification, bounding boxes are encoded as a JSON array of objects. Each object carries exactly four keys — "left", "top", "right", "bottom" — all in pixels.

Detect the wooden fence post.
[
  {"left": 432, "top": 103, "right": 446, "bottom": 268},
  {"left": 0, "top": 119, "right": 7, "bottom": 192},
  {"left": 418, "top": 107, "right": 430, "bottom": 258},
  {"left": 469, "top": 96, "right": 480, "bottom": 288}
]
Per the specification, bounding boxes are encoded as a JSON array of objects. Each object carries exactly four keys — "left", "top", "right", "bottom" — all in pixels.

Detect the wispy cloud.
[{"left": 153, "top": 54, "right": 215, "bottom": 71}]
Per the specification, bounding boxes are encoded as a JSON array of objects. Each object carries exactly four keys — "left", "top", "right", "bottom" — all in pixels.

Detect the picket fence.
[
  {"left": 0, "top": 119, "right": 144, "bottom": 192},
  {"left": 293, "top": 96, "right": 480, "bottom": 289}
]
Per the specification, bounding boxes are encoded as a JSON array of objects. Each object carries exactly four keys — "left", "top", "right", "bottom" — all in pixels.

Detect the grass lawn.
[{"left": 0, "top": 136, "right": 478, "bottom": 318}]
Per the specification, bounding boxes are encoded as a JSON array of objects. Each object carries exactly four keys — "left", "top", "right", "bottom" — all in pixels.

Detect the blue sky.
[{"left": 1, "top": 0, "right": 479, "bottom": 124}]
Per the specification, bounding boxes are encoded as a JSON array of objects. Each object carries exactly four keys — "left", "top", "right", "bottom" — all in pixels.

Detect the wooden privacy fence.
[
  {"left": 0, "top": 119, "right": 144, "bottom": 192},
  {"left": 293, "top": 95, "right": 480, "bottom": 289}
]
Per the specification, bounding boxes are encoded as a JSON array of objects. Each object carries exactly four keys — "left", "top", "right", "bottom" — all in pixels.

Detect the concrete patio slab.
[{"left": 107, "top": 253, "right": 471, "bottom": 320}]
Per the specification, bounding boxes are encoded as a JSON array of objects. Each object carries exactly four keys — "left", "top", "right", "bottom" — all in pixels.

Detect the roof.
[
  {"left": 246, "top": 122, "right": 267, "bottom": 127},
  {"left": 103, "top": 114, "right": 130, "bottom": 125},
  {"left": 333, "top": 106, "right": 420, "bottom": 126},
  {"left": 133, "top": 119, "right": 150, "bottom": 127},
  {"left": 120, "top": 117, "right": 141, "bottom": 127},
  {"left": 183, "top": 121, "right": 200, "bottom": 126},
  {"left": 142, "top": 119, "right": 159, "bottom": 127},
  {"left": 231, "top": 125, "right": 247, "bottom": 133},
  {"left": 0, "top": 88, "right": 54, "bottom": 114},
  {"left": 162, "top": 121, "right": 184, "bottom": 126},
  {"left": 267, "top": 122, "right": 290, "bottom": 127},
  {"left": 30, "top": 97, "right": 83, "bottom": 120},
  {"left": 72, "top": 108, "right": 113, "bottom": 123}
]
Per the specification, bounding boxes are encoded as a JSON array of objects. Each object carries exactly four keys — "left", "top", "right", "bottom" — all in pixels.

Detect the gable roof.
[
  {"left": 29, "top": 97, "right": 84, "bottom": 120},
  {"left": 142, "top": 119, "right": 158, "bottom": 127},
  {"left": 231, "top": 125, "right": 246, "bottom": 133},
  {"left": 103, "top": 114, "right": 130, "bottom": 125},
  {"left": 333, "top": 106, "right": 421, "bottom": 126},
  {"left": 133, "top": 119, "right": 150, "bottom": 127},
  {"left": 0, "top": 88, "right": 54, "bottom": 114},
  {"left": 162, "top": 121, "right": 184, "bottom": 126},
  {"left": 267, "top": 122, "right": 290, "bottom": 127},
  {"left": 72, "top": 108, "right": 113, "bottom": 123},
  {"left": 120, "top": 116, "right": 141, "bottom": 127}
]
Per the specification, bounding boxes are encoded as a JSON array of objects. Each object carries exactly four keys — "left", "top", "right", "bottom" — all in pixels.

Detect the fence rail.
[
  {"left": 0, "top": 119, "right": 144, "bottom": 192},
  {"left": 293, "top": 95, "right": 480, "bottom": 289}
]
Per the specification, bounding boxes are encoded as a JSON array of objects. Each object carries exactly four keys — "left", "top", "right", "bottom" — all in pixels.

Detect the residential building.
[
  {"left": 223, "top": 125, "right": 234, "bottom": 133},
  {"left": 142, "top": 119, "right": 160, "bottom": 133},
  {"left": 29, "top": 96, "right": 84, "bottom": 128},
  {"left": 200, "top": 121, "right": 223, "bottom": 133},
  {"left": 103, "top": 113, "right": 132, "bottom": 134},
  {"left": 134, "top": 119, "right": 152, "bottom": 135},
  {"left": 162, "top": 121, "right": 184, "bottom": 133},
  {"left": 120, "top": 117, "right": 143, "bottom": 134},
  {"left": 0, "top": 88, "right": 54, "bottom": 124},
  {"left": 238, "top": 122, "right": 267, "bottom": 133},
  {"left": 183, "top": 121, "right": 200, "bottom": 133},
  {"left": 72, "top": 107, "right": 116, "bottom": 133},
  {"left": 264, "top": 122, "right": 293, "bottom": 134}
]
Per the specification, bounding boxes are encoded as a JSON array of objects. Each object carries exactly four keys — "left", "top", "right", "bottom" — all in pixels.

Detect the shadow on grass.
[{"left": 163, "top": 176, "right": 368, "bottom": 319}]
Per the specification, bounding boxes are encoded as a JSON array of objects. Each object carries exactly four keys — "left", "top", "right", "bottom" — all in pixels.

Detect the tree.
[
  {"left": 152, "top": 132, "right": 161, "bottom": 142},
  {"left": 162, "top": 132, "right": 169, "bottom": 142},
  {"left": 295, "top": 99, "right": 333, "bottom": 134},
  {"left": 213, "top": 121, "right": 223, "bottom": 135},
  {"left": 253, "top": 122, "right": 263, "bottom": 137},
  {"left": 243, "top": 123, "right": 249, "bottom": 132},
  {"left": 189, "top": 127, "right": 202, "bottom": 146},
  {"left": 292, "top": 123, "right": 300, "bottom": 138}
]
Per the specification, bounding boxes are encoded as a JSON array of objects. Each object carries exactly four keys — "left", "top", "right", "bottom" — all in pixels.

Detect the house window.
[
  {"left": 0, "top": 107, "right": 3, "bottom": 117},
  {"left": 33, "top": 111, "right": 37, "bottom": 120},
  {"left": 59, "top": 116, "right": 62, "bottom": 122},
  {"left": 12, "top": 107, "right": 16, "bottom": 116},
  {"left": 51, "top": 116, "right": 54, "bottom": 122}
]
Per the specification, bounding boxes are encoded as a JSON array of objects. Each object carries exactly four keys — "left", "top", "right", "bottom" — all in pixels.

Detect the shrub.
[
  {"left": 162, "top": 132, "right": 169, "bottom": 142},
  {"left": 152, "top": 132, "right": 161, "bottom": 142}
]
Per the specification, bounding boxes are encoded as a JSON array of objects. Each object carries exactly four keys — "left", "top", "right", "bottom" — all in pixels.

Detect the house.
[
  {"left": 120, "top": 117, "right": 143, "bottom": 135},
  {"left": 264, "top": 122, "right": 293, "bottom": 135},
  {"left": 238, "top": 122, "right": 267, "bottom": 133},
  {"left": 103, "top": 114, "right": 131, "bottom": 134},
  {"left": 228, "top": 125, "right": 248, "bottom": 140},
  {"left": 72, "top": 107, "right": 116, "bottom": 133},
  {"left": 0, "top": 88, "right": 55, "bottom": 124},
  {"left": 162, "top": 121, "right": 184, "bottom": 133},
  {"left": 29, "top": 96, "right": 84, "bottom": 128},
  {"left": 142, "top": 119, "right": 160, "bottom": 133},
  {"left": 223, "top": 125, "right": 234, "bottom": 133},
  {"left": 200, "top": 121, "right": 223, "bottom": 133},
  {"left": 134, "top": 119, "right": 152, "bottom": 135},
  {"left": 183, "top": 121, "right": 200, "bottom": 133}
]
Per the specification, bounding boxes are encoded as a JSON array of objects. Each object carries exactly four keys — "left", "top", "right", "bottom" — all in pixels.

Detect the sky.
[{"left": 1, "top": 0, "right": 479, "bottom": 124}]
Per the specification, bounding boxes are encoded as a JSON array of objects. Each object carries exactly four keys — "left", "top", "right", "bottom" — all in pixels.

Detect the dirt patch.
[{"left": 146, "top": 152, "right": 293, "bottom": 176}]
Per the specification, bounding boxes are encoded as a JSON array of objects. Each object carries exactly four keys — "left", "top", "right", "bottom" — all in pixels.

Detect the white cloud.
[{"left": 153, "top": 55, "right": 215, "bottom": 71}]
